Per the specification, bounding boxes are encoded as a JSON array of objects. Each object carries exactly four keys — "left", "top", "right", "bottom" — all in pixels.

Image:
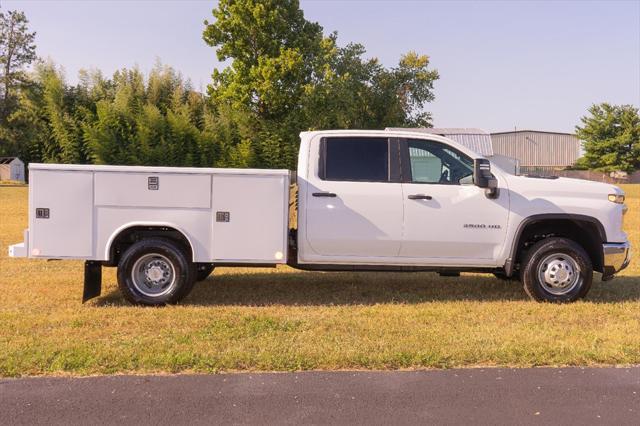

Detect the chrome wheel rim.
[
  {"left": 537, "top": 252, "right": 581, "bottom": 295},
  {"left": 131, "top": 253, "right": 176, "bottom": 297}
]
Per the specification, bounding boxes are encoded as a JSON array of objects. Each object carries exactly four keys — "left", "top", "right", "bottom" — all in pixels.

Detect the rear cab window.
[{"left": 319, "top": 137, "right": 391, "bottom": 182}]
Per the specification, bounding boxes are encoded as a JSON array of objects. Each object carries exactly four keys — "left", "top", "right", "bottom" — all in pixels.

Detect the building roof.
[
  {"left": 0, "top": 157, "right": 20, "bottom": 164},
  {"left": 491, "top": 130, "right": 575, "bottom": 136}
]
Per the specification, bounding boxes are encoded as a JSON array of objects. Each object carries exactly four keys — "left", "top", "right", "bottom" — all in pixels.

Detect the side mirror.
[{"left": 474, "top": 158, "right": 499, "bottom": 198}]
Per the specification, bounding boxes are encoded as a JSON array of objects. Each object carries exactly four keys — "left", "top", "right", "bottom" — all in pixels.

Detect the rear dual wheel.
[{"left": 117, "top": 238, "right": 196, "bottom": 306}]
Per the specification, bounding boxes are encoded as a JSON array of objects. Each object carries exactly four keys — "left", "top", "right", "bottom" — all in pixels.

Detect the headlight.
[{"left": 608, "top": 194, "right": 625, "bottom": 204}]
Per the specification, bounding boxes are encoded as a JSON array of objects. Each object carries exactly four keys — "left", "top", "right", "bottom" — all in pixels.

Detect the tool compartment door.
[
  {"left": 29, "top": 170, "right": 94, "bottom": 258},
  {"left": 211, "top": 174, "right": 289, "bottom": 262},
  {"left": 94, "top": 172, "right": 211, "bottom": 208}
]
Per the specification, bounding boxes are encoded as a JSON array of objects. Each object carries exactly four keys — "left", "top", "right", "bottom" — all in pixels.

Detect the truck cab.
[
  {"left": 297, "top": 130, "right": 508, "bottom": 266},
  {"left": 8, "top": 129, "right": 631, "bottom": 305}
]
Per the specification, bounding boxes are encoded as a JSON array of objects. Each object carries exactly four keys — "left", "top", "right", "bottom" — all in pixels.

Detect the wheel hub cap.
[
  {"left": 537, "top": 253, "right": 581, "bottom": 295},
  {"left": 131, "top": 254, "right": 176, "bottom": 297},
  {"left": 145, "top": 262, "right": 169, "bottom": 284}
]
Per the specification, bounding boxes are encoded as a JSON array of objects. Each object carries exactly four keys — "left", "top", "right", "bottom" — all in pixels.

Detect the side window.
[
  {"left": 407, "top": 139, "right": 474, "bottom": 184},
  {"left": 321, "top": 137, "right": 389, "bottom": 182}
]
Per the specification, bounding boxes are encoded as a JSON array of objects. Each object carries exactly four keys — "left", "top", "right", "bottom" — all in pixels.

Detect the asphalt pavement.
[{"left": 2, "top": 368, "right": 639, "bottom": 425}]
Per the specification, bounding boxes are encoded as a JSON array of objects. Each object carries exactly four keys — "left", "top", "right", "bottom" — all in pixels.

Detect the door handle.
[
  {"left": 408, "top": 194, "right": 432, "bottom": 200},
  {"left": 312, "top": 192, "right": 337, "bottom": 197}
]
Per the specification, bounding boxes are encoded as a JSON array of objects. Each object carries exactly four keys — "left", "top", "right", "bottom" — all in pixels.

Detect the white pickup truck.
[{"left": 8, "top": 130, "right": 631, "bottom": 304}]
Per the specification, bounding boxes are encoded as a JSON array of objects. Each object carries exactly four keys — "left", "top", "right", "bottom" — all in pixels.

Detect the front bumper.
[{"left": 602, "top": 242, "right": 631, "bottom": 280}]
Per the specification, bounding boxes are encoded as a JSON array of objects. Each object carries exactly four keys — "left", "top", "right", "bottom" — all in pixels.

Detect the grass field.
[{"left": 0, "top": 184, "right": 638, "bottom": 376}]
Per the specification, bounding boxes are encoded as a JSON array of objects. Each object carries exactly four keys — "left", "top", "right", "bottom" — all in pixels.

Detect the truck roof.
[{"left": 300, "top": 129, "right": 484, "bottom": 160}]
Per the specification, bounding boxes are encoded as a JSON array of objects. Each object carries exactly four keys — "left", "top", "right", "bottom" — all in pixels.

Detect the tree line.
[{"left": 0, "top": 1, "right": 439, "bottom": 171}]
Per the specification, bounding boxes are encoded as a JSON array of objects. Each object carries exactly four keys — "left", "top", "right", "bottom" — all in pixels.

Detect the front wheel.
[
  {"left": 520, "top": 237, "right": 592, "bottom": 303},
  {"left": 117, "top": 238, "right": 196, "bottom": 306}
]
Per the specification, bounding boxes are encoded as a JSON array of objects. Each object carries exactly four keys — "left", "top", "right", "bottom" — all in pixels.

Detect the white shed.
[{"left": 0, "top": 157, "right": 25, "bottom": 182}]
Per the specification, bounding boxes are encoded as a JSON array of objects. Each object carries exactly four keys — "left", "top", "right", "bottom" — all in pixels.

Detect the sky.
[{"left": 2, "top": 0, "right": 639, "bottom": 133}]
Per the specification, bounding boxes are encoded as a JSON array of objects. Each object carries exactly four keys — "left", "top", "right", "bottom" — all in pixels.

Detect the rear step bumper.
[{"left": 8, "top": 229, "right": 29, "bottom": 258}]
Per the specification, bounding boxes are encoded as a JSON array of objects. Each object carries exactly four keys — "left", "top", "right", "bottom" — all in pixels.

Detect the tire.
[
  {"left": 196, "top": 263, "right": 215, "bottom": 281},
  {"left": 117, "top": 238, "right": 196, "bottom": 306},
  {"left": 520, "top": 237, "right": 592, "bottom": 303}
]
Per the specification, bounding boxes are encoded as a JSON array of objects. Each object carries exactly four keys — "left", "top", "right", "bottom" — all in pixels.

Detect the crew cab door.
[
  {"left": 303, "top": 136, "right": 403, "bottom": 259},
  {"left": 399, "top": 138, "right": 509, "bottom": 262}
]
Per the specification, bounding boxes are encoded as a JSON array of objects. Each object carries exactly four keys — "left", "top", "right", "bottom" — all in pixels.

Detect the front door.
[
  {"left": 399, "top": 138, "right": 509, "bottom": 262},
  {"left": 304, "top": 136, "right": 403, "bottom": 259}
]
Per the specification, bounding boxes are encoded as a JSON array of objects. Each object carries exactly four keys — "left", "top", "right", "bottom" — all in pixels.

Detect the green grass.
[{"left": 0, "top": 185, "right": 638, "bottom": 376}]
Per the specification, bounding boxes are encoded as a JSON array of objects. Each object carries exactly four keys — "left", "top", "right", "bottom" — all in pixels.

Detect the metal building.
[
  {"left": 386, "top": 128, "right": 494, "bottom": 156},
  {"left": 490, "top": 130, "right": 581, "bottom": 174},
  {"left": 0, "top": 157, "right": 25, "bottom": 182}
]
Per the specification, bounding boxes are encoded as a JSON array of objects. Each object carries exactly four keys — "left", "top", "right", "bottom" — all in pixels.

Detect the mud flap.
[
  {"left": 83, "top": 261, "right": 102, "bottom": 303},
  {"left": 601, "top": 266, "right": 616, "bottom": 281}
]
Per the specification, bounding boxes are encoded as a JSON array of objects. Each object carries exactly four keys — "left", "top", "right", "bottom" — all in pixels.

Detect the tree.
[
  {"left": 0, "top": 62, "right": 54, "bottom": 163},
  {"left": 0, "top": 10, "right": 37, "bottom": 120},
  {"left": 203, "top": 0, "right": 439, "bottom": 169},
  {"left": 303, "top": 45, "right": 438, "bottom": 130},
  {"left": 0, "top": 74, "right": 48, "bottom": 162},
  {"left": 41, "top": 65, "right": 89, "bottom": 163},
  {"left": 203, "top": 0, "right": 324, "bottom": 168},
  {"left": 0, "top": 59, "right": 222, "bottom": 168},
  {"left": 82, "top": 62, "right": 222, "bottom": 167},
  {"left": 575, "top": 103, "right": 640, "bottom": 173}
]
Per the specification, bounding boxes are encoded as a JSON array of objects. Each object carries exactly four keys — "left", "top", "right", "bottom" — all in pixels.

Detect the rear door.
[
  {"left": 304, "top": 136, "right": 403, "bottom": 259},
  {"left": 400, "top": 138, "right": 509, "bottom": 262}
]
